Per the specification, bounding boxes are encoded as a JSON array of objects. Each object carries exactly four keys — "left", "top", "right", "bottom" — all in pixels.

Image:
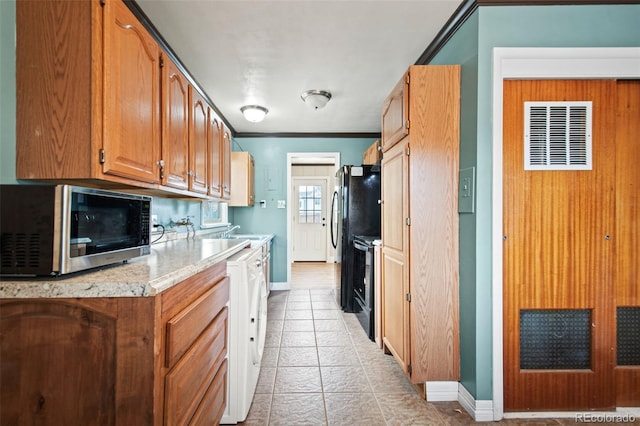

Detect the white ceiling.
[{"left": 135, "top": 0, "right": 464, "bottom": 135}]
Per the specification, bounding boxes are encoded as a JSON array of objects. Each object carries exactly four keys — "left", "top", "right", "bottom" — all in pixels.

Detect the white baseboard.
[
  {"left": 270, "top": 281, "right": 290, "bottom": 291},
  {"left": 425, "top": 381, "right": 458, "bottom": 401},
  {"left": 458, "top": 384, "right": 495, "bottom": 422}
]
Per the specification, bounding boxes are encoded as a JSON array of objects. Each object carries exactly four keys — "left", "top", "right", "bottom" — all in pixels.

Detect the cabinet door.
[
  {"left": 229, "top": 152, "right": 255, "bottom": 207},
  {"left": 103, "top": 0, "right": 161, "bottom": 183},
  {"left": 221, "top": 126, "right": 232, "bottom": 200},
  {"left": 0, "top": 301, "right": 117, "bottom": 425},
  {"left": 189, "top": 86, "right": 208, "bottom": 194},
  {"left": 381, "top": 139, "right": 410, "bottom": 374},
  {"left": 248, "top": 155, "right": 255, "bottom": 205},
  {"left": 381, "top": 72, "right": 408, "bottom": 153},
  {"left": 162, "top": 55, "right": 189, "bottom": 190},
  {"left": 208, "top": 110, "right": 223, "bottom": 198}
]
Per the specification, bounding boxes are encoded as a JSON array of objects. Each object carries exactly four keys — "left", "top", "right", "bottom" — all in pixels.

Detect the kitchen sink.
[{"left": 223, "top": 234, "right": 270, "bottom": 240}]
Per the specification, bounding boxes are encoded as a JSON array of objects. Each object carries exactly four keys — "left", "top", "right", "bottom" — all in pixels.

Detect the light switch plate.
[
  {"left": 277, "top": 200, "right": 286, "bottom": 209},
  {"left": 458, "top": 167, "right": 475, "bottom": 213}
]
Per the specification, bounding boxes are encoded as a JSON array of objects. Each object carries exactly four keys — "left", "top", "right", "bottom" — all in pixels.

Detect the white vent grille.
[{"left": 524, "top": 101, "right": 592, "bottom": 170}]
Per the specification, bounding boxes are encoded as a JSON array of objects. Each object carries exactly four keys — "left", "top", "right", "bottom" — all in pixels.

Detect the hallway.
[{"left": 238, "top": 263, "right": 587, "bottom": 425}]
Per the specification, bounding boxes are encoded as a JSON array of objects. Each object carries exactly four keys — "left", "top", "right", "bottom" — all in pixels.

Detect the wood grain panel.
[
  {"left": 222, "top": 126, "right": 232, "bottom": 200},
  {"left": 166, "top": 276, "right": 229, "bottom": 368},
  {"left": 381, "top": 140, "right": 407, "bottom": 253},
  {"left": 382, "top": 249, "right": 408, "bottom": 370},
  {"left": 208, "top": 111, "right": 223, "bottom": 198},
  {"left": 16, "top": 0, "right": 93, "bottom": 179},
  {"left": 614, "top": 80, "right": 640, "bottom": 406},
  {"left": 615, "top": 80, "right": 640, "bottom": 306},
  {"left": 381, "top": 139, "right": 410, "bottom": 373},
  {"left": 381, "top": 73, "right": 409, "bottom": 152},
  {"left": 161, "top": 261, "right": 226, "bottom": 319},
  {"left": 189, "top": 86, "right": 209, "bottom": 194},
  {"left": 0, "top": 300, "right": 117, "bottom": 425},
  {"left": 408, "top": 65, "right": 460, "bottom": 382},
  {"left": 115, "top": 297, "right": 156, "bottom": 424},
  {"left": 164, "top": 308, "right": 228, "bottom": 426},
  {"left": 189, "top": 359, "right": 227, "bottom": 425},
  {"left": 102, "top": 0, "right": 161, "bottom": 183},
  {"left": 162, "top": 55, "right": 190, "bottom": 190},
  {"left": 503, "top": 79, "right": 616, "bottom": 411}
]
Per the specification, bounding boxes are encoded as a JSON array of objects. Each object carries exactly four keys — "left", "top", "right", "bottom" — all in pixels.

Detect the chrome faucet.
[
  {"left": 168, "top": 216, "right": 196, "bottom": 238},
  {"left": 222, "top": 225, "right": 240, "bottom": 238}
]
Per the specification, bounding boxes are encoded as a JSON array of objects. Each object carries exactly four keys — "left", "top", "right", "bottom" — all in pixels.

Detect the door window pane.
[{"left": 298, "top": 184, "right": 323, "bottom": 224}]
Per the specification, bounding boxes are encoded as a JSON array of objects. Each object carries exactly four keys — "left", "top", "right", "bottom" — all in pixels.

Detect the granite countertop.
[{"left": 0, "top": 237, "right": 252, "bottom": 299}]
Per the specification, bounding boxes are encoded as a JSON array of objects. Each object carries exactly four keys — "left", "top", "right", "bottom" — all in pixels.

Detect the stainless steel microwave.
[{"left": 0, "top": 185, "right": 151, "bottom": 276}]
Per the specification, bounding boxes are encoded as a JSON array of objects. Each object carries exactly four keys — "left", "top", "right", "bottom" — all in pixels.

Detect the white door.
[{"left": 292, "top": 178, "right": 328, "bottom": 261}]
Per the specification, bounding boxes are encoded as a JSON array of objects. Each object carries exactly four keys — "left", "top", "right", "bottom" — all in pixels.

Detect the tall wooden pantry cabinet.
[{"left": 380, "top": 65, "right": 461, "bottom": 384}]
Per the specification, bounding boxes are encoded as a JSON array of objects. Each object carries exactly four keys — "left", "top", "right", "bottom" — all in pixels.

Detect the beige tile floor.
[{"left": 239, "top": 263, "right": 606, "bottom": 425}]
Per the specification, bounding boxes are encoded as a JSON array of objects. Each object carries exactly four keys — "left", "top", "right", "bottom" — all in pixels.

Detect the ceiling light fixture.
[
  {"left": 301, "top": 90, "right": 332, "bottom": 110},
  {"left": 240, "top": 105, "right": 269, "bottom": 123}
]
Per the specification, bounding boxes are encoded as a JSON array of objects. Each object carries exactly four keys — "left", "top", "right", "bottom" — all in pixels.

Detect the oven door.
[{"left": 353, "top": 239, "right": 371, "bottom": 305}]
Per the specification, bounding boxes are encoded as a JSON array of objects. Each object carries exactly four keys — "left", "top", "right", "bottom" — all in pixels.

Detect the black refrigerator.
[{"left": 331, "top": 165, "right": 381, "bottom": 312}]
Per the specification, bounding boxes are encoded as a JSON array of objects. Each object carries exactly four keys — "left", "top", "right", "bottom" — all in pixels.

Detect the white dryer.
[{"left": 221, "top": 245, "right": 268, "bottom": 424}]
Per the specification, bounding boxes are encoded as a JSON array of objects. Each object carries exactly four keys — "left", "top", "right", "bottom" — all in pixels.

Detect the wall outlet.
[
  {"left": 277, "top": 200, "right": 286, "bottom": 209},
  {"left": 152, "top": 215, "right": 159, "bottom": 226}
]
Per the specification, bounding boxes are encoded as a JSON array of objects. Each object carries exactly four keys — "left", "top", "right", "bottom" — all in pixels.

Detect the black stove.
[{"left": 352, "top": 235, "right": 379, "bottom": 340}]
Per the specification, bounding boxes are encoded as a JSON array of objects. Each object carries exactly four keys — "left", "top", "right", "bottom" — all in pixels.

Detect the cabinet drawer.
[
  {"left": 165, "top": 307, "right": 228, "bottom": 426},
  {"left": 166, "top": 276, "right": 229, "bottom": 368},
  {"left": 189, "top": 359, "right": 227, "bottom": 425}
]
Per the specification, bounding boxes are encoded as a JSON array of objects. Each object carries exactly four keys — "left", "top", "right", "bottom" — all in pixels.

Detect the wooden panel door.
[
  {"left": 381, "top": 72, "right": 408, "bottom": 153},
  {"left": 208, "top": 110, "right": 223, "bottom": 198},
  {"left": 189, "top": 86, "right": 208, "bottom": 194},
  {"left": 408, "top": 65, "right": 460, "bottom": 383},
  {"left": 614, "top": 80, "right": 640, "bottom": 406},
  {"left": 221, "top": 126, "right": 232, "bottom": 200},
  {"left": 381, "top": 138, "right": 410, "bottom": 374},
  {"left": 0, "top": 301, "right": 117, "bottom": 425},
  {"left": 103, "top": 0, "right": 161, "bottom": 183},
  {"left": 162, "top": 55, "right": 189, "bottom": 190},
  {"left": 503, "top": 80, "right": 617, "bottom": 411}
]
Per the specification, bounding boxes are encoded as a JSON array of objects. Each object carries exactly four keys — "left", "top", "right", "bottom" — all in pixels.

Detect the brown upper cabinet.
[
  {"left": 381, "top": 72, "right": 409, "bottom": 152},
  {"left": 16, "top": 0, "right": 229, "bottom": 200},
  {"left": 162, "top": 55, "right": 190, "bottom": 191},
  {"left": 208, "top": 109, "right": 224, "bottom": 198},
  {"left": 229, "top": 152, "right": 255, "bottom": 207},
  {"left": 189, "top": 86, "right": 209, "bottom": 195},
  {"left": 221, "top": 126, "right": 233, "bottom": 200}
]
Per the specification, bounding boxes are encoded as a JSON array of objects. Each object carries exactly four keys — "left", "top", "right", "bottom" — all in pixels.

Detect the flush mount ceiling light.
[
  {"left": 240, "top": 105, "right": 269, "bottom": 123},
  {"left": 301, "top": 90, "right": 332, "bottom": 110}
]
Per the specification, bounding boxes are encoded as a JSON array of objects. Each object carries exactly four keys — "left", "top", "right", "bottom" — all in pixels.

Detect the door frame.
[
  {"left": 491, "top": 47, "right": 640, "bottom": 420},
  {"left": 291, "top": 176, "right": 330, "bottom": 262},
  {"left": 286, "top": 152, "right": 340, "bottom": 287}
]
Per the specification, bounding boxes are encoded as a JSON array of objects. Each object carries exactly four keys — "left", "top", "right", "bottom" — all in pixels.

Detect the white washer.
[{"left": 221, "top": 244, "right": 268, "bottom": 424}]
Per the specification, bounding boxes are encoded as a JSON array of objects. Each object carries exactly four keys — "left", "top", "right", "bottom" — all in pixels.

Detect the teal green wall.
[
  {"left": 0, "top": 0, "right": 16, "bottom": 183},
  {"left": 230, "top": 137, "right": 376, "bottom": 283},
  {"left": 431, "top": 3, "right": 640, "bottom": 402}
]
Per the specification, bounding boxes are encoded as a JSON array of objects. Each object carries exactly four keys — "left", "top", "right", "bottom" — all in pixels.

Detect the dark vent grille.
[
  {"left": 617, "top": 307, "right": 640, "bottom": 366},
  {"left": 520, "top": 309, "right": 591, "bottom": 370},
  {"left": 1, "top": 232, "right": 42, "bottom": 270}
]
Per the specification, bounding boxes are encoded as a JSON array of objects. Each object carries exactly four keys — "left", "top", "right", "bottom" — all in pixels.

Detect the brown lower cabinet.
[{"left": 0, "top": 262, "right": 229, "bottom": 426}]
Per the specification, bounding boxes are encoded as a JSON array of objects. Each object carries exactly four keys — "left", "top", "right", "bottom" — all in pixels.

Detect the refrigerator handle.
[{"left": 330, "top": 191, "right": 338, "bottom": 249}]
